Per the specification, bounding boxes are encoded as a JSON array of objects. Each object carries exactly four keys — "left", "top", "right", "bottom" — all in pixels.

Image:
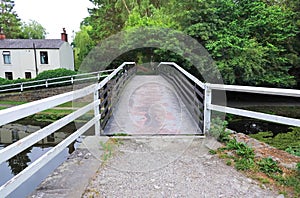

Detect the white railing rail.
[
  {"left": 0, "top": 69, "right": 115, "bottom": 93},
  {"left": 0, "top": 61, "right": 299, "bottom": 196},
  {"left": 0, "top": 62, "right": 135, "bottom": 197},
  {"left": 205, "top": 83, "right": 300, "bottom": 132},
  {"left": 158, "top": 62, "right": 206, "bottom": 89},
  {"left": 157, "top": 62, "right": 300, "bottom": 134}
]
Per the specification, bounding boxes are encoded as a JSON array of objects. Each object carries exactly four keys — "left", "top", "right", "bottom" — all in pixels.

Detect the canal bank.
[{"left": 29, "top": 136, "right": 108, "bottom": 198}]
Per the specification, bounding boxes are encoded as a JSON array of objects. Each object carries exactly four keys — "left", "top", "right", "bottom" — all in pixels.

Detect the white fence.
[
  {"left": 157, "top": 62, "right": 300, "bottom": 133},
  {"left": 0, "top": 69, "right": 115, "bottom": 93},
  {"left": 0, "top": 61, "right": 299, "bottom": 196},
  {"left": 0, "top": 62, "right": 135, "bottom": 197},
  {"left": 205, "top": 83, "right": 300, "bottom": 131}
]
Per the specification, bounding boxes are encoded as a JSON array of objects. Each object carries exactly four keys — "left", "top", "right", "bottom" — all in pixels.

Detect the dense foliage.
[
  {"left": 0, "top": 69, "right": 77, "bottom": 86},
  {"left": 20, "top": 20, "right": 47, "bottom": 39},
  {"left": 249, "top": 127, "right": 300, "bottom": 155},
  {"left": 0, "top": 0, "right": 47, "bottom": 39},
  {"left": 0, "top": 0, "right": 21, "bottom": 38},
  {"left": 35, "top": 68, "right": 77, "bottom": 80},
  {"left": 73, "top": 0, "right": 299, "bottom": 87}
]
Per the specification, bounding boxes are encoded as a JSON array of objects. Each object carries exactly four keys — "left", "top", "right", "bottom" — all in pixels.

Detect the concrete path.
[
  {"left": 29, "top": 136, "right": 109, "bottom": 198},
  {"left": 104, "top": 75, "right": 201, "bottom": 135},
  {"left": 83, "top": 137, "right": 279, "bottom": 198}
]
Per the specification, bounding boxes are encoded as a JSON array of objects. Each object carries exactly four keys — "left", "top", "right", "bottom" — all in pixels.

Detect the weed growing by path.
[{"left": 215, "top": 131, "right": 300, "bottom": 197}]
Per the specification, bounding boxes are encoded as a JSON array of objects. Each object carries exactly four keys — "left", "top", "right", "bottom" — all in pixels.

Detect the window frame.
[
  {"left": 2, "top": 51, "right": 11, "bottom": 64},
  {"left": 40, "top": 51, "right": 49, "bottom": 64},
  {"left": 25, "top": 72, "right": 32, "bottom": 79},
  {"left": 5, "top": 72, "right": 13, "bottom": 80}
]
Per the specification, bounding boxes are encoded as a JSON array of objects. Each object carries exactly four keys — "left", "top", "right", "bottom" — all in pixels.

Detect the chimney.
[
  {"left": 0, "top": 27, "right": 5, "bottom": 40},
  {"left": 61, "top": 28, "right": 68, "bottom": 42}
]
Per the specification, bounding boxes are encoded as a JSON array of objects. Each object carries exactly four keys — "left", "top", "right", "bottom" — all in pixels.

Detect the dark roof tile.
[{"left": 0, "top": 39, "right": 65, "bottom": 49}]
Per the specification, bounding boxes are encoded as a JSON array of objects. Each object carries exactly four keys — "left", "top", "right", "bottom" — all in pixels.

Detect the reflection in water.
[
  {"left": 0, "top": 123, "right": 78, "bottom": 178},
  {"left": 0, "top": 122, "right": 80, "bottom": 197},
  {"left": 8, "top": 148, "right": 31, "bottom": 175}
]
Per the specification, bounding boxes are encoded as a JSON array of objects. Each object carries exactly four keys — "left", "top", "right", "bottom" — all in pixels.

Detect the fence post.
[
  {"left": 204, "top": 85, "right": 212, "bottom": 135},
  {"left": 94, "top": 88, "right": 101, "bottom": 136},
  {"left": 20, "top": 83, "right": 23, "bottom": 92},
  {"left": 71, "top": 76, "right": 74, "bottom": 84},
  {"left": 97, "top": 72, "right": 100, "bottom": 81},
  {"left": 45, "top": 80, "right": 48, "bottom": 88}
]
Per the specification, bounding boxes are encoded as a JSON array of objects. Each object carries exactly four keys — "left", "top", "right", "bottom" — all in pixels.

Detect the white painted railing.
[
  {"left": 0, "top": 61, "right": 299, "bottom": 196},
  {"left": 0, "top": 69, "right": 115, "bottom": 93},
  {"left": 157, "top": 62, "right": 300, "bottom": 134},
  {"left": 0, "top": 62, "right": 135, "bottom": 197},
  {"left": 205, "top": 83, "right": 300, "bottom": 131}
]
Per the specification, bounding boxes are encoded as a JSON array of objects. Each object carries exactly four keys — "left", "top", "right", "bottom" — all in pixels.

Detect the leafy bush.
[
  {"left": 258, "top": 158, "right": 282, "bottom": 176},
  {"left": 226, "top": 139, "right": 255, "bottom": 159},
  {"left": 0, "top": 77, "right": 9, "bottom": 85},
  {"left": 235, "top": 158, "right": 255, "bottom": 171},
  {"left": 210, "top": 117, "right": 231, "bottom": 142},
  {"left": 250, "top": 127, "right": 300, "bottom": 151},
  {"left": 0, "top": 77, "right": 32, "bottom": 86},
  {"left": 285, "top": 147, "right": 300, "bottom": 157},
  {"left": 36, "top": 68, "right": 77, "bottom": 80}
]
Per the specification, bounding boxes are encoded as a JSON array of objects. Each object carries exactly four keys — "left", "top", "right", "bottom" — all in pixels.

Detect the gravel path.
[{"left": 82, "top": 137, "right": 279, "bottom": 198}]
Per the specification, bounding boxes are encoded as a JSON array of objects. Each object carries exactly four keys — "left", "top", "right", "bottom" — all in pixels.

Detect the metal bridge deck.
[{"left": 103, "top": 75, "right": 201, "bottom": 135}]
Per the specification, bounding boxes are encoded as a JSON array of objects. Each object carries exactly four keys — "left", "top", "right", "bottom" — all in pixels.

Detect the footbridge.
[{"left": 0, "top": 62, "right": 300, "bottom": 196}]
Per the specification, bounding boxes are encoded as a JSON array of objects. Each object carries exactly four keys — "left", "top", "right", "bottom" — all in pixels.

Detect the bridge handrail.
[
  {"left": 0, "top": 62, "right": 136, "bottom": 197},
  {"left": 158, "top": 62, "right": 206, "bottom": 90},
  {"left": 0, "top": 69, "right": 115, "bottom": 93},
  {"left": 207, "top": 83, "right": 300, "bottom": 97},
  {"left": 205, "top": 83, "right": 300, "bottom": 129},
  {"left": 157, "top": 62, "right": 300, "bottom": 133}
]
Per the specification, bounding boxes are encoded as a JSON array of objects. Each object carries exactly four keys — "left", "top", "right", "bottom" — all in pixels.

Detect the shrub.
[
  {"left": 258, "top": 157, "right": 282, "bottom": 176},
  {"left": 36, "top": 68, "right": 77, "bottom": 80},
  {"left": 0, "top": 77, "right": 9, "bottom": 85},
  {"left": 210, "top": 117, "right": 231, "bottom": 142},
  {"left": 235, "top": 158, "right": 255, "bottom": 170}
]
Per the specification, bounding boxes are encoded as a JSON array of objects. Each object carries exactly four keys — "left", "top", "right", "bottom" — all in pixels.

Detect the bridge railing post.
[
  {"left": 94, "top": 87, "right": 101, "bottom": 136},
  {"left": 204, "top": 85, "right": 212, "bottom": 135}
]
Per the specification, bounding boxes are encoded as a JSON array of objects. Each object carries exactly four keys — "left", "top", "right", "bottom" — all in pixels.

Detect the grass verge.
[{"left": 210, "top": 125, "right": 300, "bottom": 197}]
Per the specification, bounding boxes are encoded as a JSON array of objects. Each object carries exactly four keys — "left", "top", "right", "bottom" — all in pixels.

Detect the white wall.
[
  {"left": 37, "top": 49, "right": 61, "bottom": 73},
  {"left": 0, "top": 49, "right": 37, "bottom": 79},
  {"left": 59, "top": 42, "right": 75, "bottom": 70},
  {"left": 0, "top": 42, "right": 75, "bottom": 80}
]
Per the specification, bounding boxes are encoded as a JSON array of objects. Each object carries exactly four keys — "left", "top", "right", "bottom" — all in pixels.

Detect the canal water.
[{"left": 0, "top": 121, "right": 83, "bottom": 197}]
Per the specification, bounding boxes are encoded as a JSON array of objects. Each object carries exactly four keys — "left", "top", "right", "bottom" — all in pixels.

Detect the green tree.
[
  {"left": 73, "top": 25, "right": 94, "bottom": 70},
  {"left": 183, "top": 0, "right": 297, "bottom": 87},
  {"left": 0, "top": 0, "right": 21, "bottom": 38},
  {"left": 20, "top": 20, "right": 47, "bottom": 39}
]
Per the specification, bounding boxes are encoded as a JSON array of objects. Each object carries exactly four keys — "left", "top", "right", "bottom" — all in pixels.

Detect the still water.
[{"left": 0, "top": 122, "right": 81, "bottom": 197}]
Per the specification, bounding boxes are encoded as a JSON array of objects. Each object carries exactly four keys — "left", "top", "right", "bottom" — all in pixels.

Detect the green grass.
[
  {"left": 249, "top": 127, "right": 300, "bottom": 156},
  {"left": 216, "top": 128, "right": 300, "bottom": 197},
  {"left": 0, "top": 100, "right": 27, "bottom": 105}
]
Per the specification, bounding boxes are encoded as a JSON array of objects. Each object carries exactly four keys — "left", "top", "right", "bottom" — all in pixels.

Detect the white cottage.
[{"left": 0, "top": 29, "right": 74, "bottom": 80}]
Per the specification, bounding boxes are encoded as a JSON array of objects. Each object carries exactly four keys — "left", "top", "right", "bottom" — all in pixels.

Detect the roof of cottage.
[{"left": 0, "top": 39, "right": 65, "bottom": 49}]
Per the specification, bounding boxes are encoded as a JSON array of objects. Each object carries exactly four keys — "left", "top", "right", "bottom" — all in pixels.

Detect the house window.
[
  {"left": 2, "top": 51, "right": 11, "bottom": 64},
  {"left": 5, "top": 72, "right": 13, "bottom": 80},
  {"left": 40, "top": 51, "right": 48, "bottom": 64},
  {"left": 25, "top": 72, "right": 32, "bottom": 79}
]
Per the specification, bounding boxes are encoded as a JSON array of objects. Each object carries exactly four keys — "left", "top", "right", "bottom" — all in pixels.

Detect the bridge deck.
[{"left": 104, "top": 75, "right": 201, "bottom": 135}]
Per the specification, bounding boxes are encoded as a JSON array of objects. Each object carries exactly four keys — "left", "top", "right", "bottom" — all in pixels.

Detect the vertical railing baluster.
[{"left": 94, "top": 86, "right": 101, "bottom": 136}]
